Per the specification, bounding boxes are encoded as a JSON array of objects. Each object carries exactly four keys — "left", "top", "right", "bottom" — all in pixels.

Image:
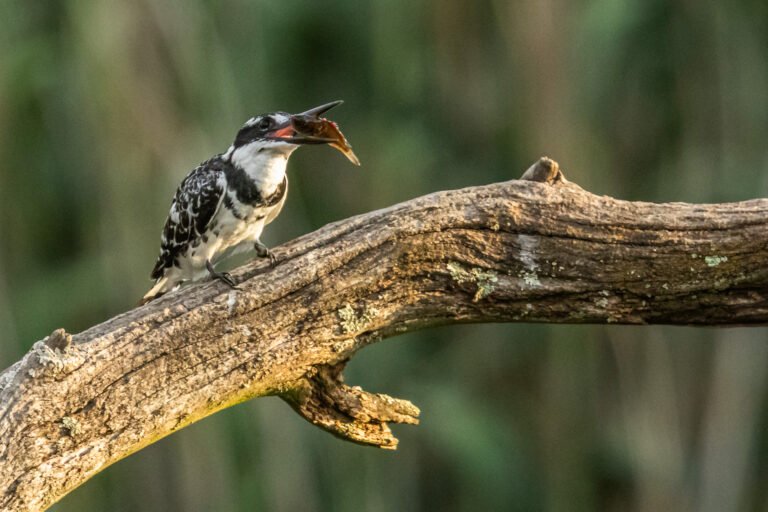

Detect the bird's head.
[{"left": 229, "top": 100, "right": 359, "bottom": 165}]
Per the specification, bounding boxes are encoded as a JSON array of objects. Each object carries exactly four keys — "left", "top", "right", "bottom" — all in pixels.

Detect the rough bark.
[{"left": 2, "top": 158, "right": 768, "bottom": 511}]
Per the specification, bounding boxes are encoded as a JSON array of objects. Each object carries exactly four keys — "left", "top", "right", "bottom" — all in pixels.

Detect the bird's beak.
[
  {"left": 264, "top": 100, "right": 360, "bottom": 165},
  {"left": 264, "top": 101, "right": 344, "bottom": 145},
  {"left": 265, "top": 125, "right": 335, "bottom": 145},
  {"left": 297, "top": 100, "right": 344, "bottom": 118}
]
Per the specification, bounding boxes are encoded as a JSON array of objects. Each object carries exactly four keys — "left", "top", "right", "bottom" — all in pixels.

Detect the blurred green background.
[{"left": 2, "top": 1, "right": 768, "bottom": 511}]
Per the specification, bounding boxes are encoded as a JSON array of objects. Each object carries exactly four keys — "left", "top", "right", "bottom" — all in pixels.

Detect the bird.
[{"left": 141, "top": 100, "right": 359, "bottom": 304}]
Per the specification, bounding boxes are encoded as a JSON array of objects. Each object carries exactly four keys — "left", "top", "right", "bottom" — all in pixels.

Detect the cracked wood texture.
[{"left": 2, "top": 158, "right": 768, "bottom": 511}]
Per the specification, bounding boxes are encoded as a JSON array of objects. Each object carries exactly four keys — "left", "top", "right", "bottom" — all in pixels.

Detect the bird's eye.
[{"left": 258, "top": 117, "right": 272, "bottom": 130}]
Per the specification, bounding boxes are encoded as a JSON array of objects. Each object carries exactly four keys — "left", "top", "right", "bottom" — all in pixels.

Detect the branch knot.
[{"left": 520, "top": 156, "right": 565, "bottom": 184}]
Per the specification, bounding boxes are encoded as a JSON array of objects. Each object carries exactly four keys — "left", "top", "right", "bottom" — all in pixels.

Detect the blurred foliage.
[{"left": 1, "top": 1, "right": 768, "bottom": 511}]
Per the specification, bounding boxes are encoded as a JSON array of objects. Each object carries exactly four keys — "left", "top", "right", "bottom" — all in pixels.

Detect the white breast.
[
  {"left": 214, "top": 200, "right": 269, "bottom": 252},
  {"left": 230, "top": 142, "right": 296, "bottom": 197}
]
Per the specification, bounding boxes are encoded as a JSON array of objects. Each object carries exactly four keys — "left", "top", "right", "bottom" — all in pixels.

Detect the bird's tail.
[{"left": 139, "top": 277, "right": 172, "bottom": 306}]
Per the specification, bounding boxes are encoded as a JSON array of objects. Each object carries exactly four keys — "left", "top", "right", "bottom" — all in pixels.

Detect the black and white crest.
[{"left": 233, "top": 113, "right": 292, "bottom": 147}]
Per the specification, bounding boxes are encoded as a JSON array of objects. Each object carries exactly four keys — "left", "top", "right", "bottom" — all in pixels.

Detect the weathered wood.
[{"left": 2, "top": 157, "right": 768, "bottom": 511}]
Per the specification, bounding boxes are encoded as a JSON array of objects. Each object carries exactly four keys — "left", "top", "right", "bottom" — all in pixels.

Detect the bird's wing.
[{"left": 150, "top": 158, "right": 227, "bottom": 280}]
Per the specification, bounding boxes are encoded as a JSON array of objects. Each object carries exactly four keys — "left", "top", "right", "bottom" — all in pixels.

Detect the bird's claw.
[
  {"left": 255, "top": 242, "right": 277, "bottom": 266},
  {"left": 206, "top": 260, "right": 240, "bottom": 289},
  {"left": 217, "top": 271, "right": 240, "bottom": 289}
]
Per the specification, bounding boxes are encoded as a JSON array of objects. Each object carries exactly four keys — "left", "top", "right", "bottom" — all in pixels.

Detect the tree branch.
[{"left": 2, "top": 158, "right": 768, "bottom": 511}]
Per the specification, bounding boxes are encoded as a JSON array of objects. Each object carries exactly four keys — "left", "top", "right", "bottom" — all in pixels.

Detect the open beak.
[
  {"left": 264, "top": 100, "right": 361, "bottom": 166},
  {"left": 265, "top": 100, "right": 344, "bottom": 145}
]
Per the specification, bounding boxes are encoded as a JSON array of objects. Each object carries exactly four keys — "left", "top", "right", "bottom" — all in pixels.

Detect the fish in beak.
[{"left": 265, "top": 100, "right": 360, "bottom": 166}]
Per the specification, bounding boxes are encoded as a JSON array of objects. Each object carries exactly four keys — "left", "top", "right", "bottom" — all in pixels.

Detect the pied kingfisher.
[{"left": 141, "top": 100, "right": 359, "bottom": 304}]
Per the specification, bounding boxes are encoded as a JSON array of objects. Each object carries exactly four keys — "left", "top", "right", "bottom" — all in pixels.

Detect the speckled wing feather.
[{"left": 150, "top": 157, "right": 227, "bottom": 279}]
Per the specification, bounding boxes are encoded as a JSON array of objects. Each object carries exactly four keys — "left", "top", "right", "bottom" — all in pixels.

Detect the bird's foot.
[
  {"left": 254, "top": 241, "right": 277, "bottom": 266},
  {"left": 206, "top": 260, "right": 240, "bottom": 289}
]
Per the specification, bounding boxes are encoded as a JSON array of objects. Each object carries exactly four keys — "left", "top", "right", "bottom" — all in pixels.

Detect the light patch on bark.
[
  {"left": 332, "top": 338, "right": 357, "bottom": 354},
  {"left": 520, "top": 271, "right": 541, "bottom": 287},
  {"left": 26, "top": 341, "right": 82, "bottom": 378},
  {"left": 518, "top": 234, "right": 539, "bottom": 272},
  {"left": 517, "top": 234, "right": 542, "bottom": 288},
  {"left": 447, "top": 262, "right": 499, "bottom": 301},
  {"left": 0, "top": 361, "right": 21, "bottom": 392},
  {"left": 227, "top": 290, "right": 238, "bottom": 314},
  {"left": 338, "top": 304, "right": 380, "bottom": 334},
  {"left": 61, "top": 417, "right": 82, "bottom": 437},
  {"left": 704, "top": 255, "right": 728, "bottom": 267}
]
